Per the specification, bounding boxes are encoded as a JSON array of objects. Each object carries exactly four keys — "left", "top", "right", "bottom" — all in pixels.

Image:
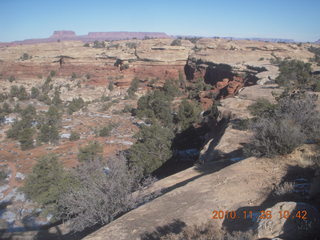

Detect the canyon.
[{"left": 0, "top": 36, "right": 320, "bottom": 239}]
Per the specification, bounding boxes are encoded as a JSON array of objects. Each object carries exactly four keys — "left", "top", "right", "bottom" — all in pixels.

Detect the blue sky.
[{"left": 0, "top": 0, "right": 319, "bottom": 42}]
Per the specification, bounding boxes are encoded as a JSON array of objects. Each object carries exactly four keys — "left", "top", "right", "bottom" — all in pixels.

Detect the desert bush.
[
  {"left": 31, "top": 87, "right": 40, "bottom": 99},
  {"left": 231, "top": 118, "right": 250, "bottom": 131},
  {"left": 126, "top": 42, "right": 137, "bottom": 49},
  {"left": 308, "top": 46, "right": 320, "bottom": 65},
  {"left": 20, "top": 53, "right": 31, "bottom": 60},
  {"left": 67, "top": 97, "right": 85, "bottom": 114},
  {"left": 50, "top": 70, "right": 56, "bottom": 77},
  {"left": 163, "top": 79, "right": 180, "bottom": 98},
  {"left": 127, "top": 77, "right": 140, "bottom": 97},
  {"left": 122, "top": 104, "right": 133, "bottom": 113},
  {"left": 127, "top": 122, "right": 174, "bottom": 175},
  {"left": 101, "top": 102, "right": 112, "bottom": 111},
  {"left": 83, "top": 43, "right": 90, "bottom": 47},
  {"left": 93, "top": 40, "right": 105, "bottom": 48},
  {"left": 77, "top": 141, "right": 103, "bottom": 162},
  {"left": 247, "top": 98, "right": 276, "bottom": 117},
  {"left": 18, "top": 127, "right": 35, "bottom": 150},
  {"left": 58, "top": 155, "right": 155, "bottom": 232},
  {"left": 38, "top": 93, "right": 52, "bottom": 105},
  {"left": 273, "top": 182, "right": 295, "bottom": 197},
  {"left": 71, "top": 72, "right": 77, "bottom": 80},
  {"left": 7, "top": 105, "right": 36, "bottom": 140},
  {"left": 21, "top": 154, "right": 72, "bottom": 217},
  {"left": 0, "top": 93, "right": 8, "bottom": 102},
  {"left": 108, "top": 81, "right": 114, "bottom": 91},
  {"left": 177, "top": 99, "right": 201, "bottom": 131},
  {"left": 2, "top": 102, "right": 12, "bottom": 114},
  {"left": 275, "top": 59, "right": 312, "bottom": 89},
  {"left": 52, "top": 88, "right": 63, "bottom": 106},
  {"left": 8, "top": 75, "right": 15, "bottom": 82},
  {"left": 98, "top": 124, "right": 115, "bottom": 137},
  {"left": 151, "top": 220, "right": 255, "bottom": 240},
  {"left": 135, "top": 90, "right": 173, "bottom": 127},
  {"left": 246, "top": 92, "right": 320, "bottom": 157},
  {"left": 38, "top": 106, "right": 61, "bottom": 144},
  {"left": 120, "top": 63, "right": 129, "bottom": 71},
  {"left": 69, "top": 131, "right": 80, "bottom": 141},
  {"left": 171, "top": 39, "right": 182, "bottom": 46},
  {"left": 10, "top": 85, "right": 19, "bottom": 98}
]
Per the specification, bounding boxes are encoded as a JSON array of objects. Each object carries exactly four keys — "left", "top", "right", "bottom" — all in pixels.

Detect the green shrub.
[
  {"left": 21, "top": 154, "right": 71, "bottom": 217},
  {"left": 83, "top": 43, "right": 90, "bottom": 47},
  {"left": 98, "top": 124, "right": 115, "bottom": 137},
  {"left": 101, "top": 102, "right": 112, "bottom": 111},
  {"left": 135, "top": 90, "right": 173, "bottom": 127},
  {"left": 78, "top": 141, "right": 103, "bottom": 162},
  {"left": 127, "top": 78, "right": 140, "bottom": 97},
  {"left": 275, "top": 59, "right": 312, "bottom": 89},
  {"left": 19, "top": 128, "right": 35, "bottom": 150},
  {"left": 108, "top": 81, "right": 114, "bottom": 91},
  {"left": 69, "top": 131, "right": 80, "bottom": 141},
  {"left": 171, "top": 39, "right": 182, "bottom": 46},
  {"left": 177, "top": 99, "right": 201, "bottom": 131},
  {"left": 163, "top": 79, "right": 180, "bottom": 98},
  {"left": 93, "top": 40, "right": 105, "bottom": 48},
  {"left": 50, "top": 70, "right": 56, "bottom": 77},
  {"left": 10, "top": 85, "right": 19, "bottom": 98},
  {"left": 8, "top": 76, "right": 15, "bottom": 82},
  {"left": 31, "top": 87, "right": 40, "bottom": 99},
  {"left": 247, "top": 98, "right": 276, "bottom": 117},
  {"left": 122, "top": 104, "right": 133, "bottom": 113},
  {"left": 71, "top": 72, "right": 77, "bottom": 80},
  {"left": 2, "top": 102, "right": 12, "bottom": 114},
  {"left": 127, "top": 122, "right": 174, "bottom": 175},
  {"left": 7, "top": 105, "right": 36, "bottom": 140},
  {"left": 38, "top": 106, "right": 61, "bottom": 144},
  {"left": 20, "top": 53, "right": 31, "bottom": 60},
  {"left": 246, "top": 93, "right": 320, "bottom": 157},
  {"left": 67, "top": 97, "right": 85, "bottom": 114}
]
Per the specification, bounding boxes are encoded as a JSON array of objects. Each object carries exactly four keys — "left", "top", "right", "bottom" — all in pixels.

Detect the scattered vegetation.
[
  {"left": 108, "top": 81, "right": 114, "bottom": 91},
  {"left": 38, "top": 106, "right": 61, "bottom": 144},
  {"left": 77, "top": 141, "right": 103, "bottom": 162},
  {"left": 50, "top": 70, "right": 56, "bottom": 77},
  {"left": 67, "top": 97, "right": 85, "bottom": 115},
  {"left": 176, "top": 99, "right": 201, "bottom": 131},
  {"left": 58, "top": 155, "right": 155, "bottom": 232},
  {"left": 20, "top": 53, "right": 32, "bottom": 61},
  {"left": 31, "top": 87, "right": 40, "bottom": 99},
  {"left": 98, "top": 123, "right": 116, "bottom": 137},
  {"left": 69, "top": 131, "right": 80, "bottom": 141},
  {"left": 246, "top": 92, "right": 320, "bottom": 157},
  {"left": 10, "top": 85, "right": 30, "bottom": 100},
  {"left": 308, "top": 46, "right": 320, "bottom": 65},
  {"left": 21, "top": 154, "right": 71, "bottom": 217},
  {"left": 274, "top": 59, "right": 319, "bottom": 91},
  {"left": 127, "top": 77, "right": 140, "bottom": 98},
  {"left": 171, "top": 39, "right": 182, "bottom": 46},
  {"left": 145, "top": 220, "right": 255, "bottom": 240},
  {"left": 8, "top": 75, "right": 15, "bottom": 83},
  {"left": 93, "top": 40, "right": 106, "bottom": 48},
  {"left": 127, "top": 122, "right": 174, "bottom": 175}
]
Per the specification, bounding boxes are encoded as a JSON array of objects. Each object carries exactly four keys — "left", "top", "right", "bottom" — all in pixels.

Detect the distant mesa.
[
  {"left": 50, "top": 30, "right": 76, "bottom": 39},
  {"left": 0, "top": 31, "right": 171, "bottom": 46},
  {"left": 316, "top": 39, "right": 320, "bottom": 44}
]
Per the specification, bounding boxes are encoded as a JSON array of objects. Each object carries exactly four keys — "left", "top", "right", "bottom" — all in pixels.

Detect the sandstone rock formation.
[{"left": 256, "top": 201, "right": 320, "bottom": 240}]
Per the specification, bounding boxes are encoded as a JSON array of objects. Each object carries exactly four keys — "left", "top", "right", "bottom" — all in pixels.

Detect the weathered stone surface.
[{"left": 256, "top": 201, "right": 320, "bottom": 240}]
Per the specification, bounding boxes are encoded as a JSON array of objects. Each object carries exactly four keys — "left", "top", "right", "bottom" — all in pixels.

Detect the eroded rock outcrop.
[{"left": 256, "top": 201, "right": 320, "bottom": 240}]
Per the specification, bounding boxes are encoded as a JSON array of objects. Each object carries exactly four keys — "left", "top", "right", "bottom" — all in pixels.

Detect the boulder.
[{"left": 256, "top": 201, "right": 320, "bottom": 240}]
